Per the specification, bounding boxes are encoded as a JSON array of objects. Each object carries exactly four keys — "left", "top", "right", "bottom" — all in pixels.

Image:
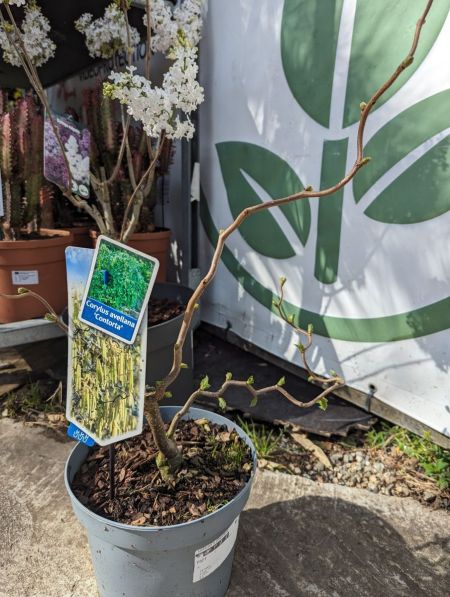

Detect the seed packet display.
[
  {"left": 44, "top": 111, "right": 90, "bottom": 198},
  {"left": 66, "top": 246, "right": 147, "bottom": 446},
  {"left": 79, "top": 236, "right": 159, "bottom": 345}
]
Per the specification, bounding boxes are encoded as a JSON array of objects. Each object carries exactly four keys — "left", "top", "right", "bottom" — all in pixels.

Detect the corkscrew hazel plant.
[{"left": 0, "top": 0, "right": 435, "bottom": 478}]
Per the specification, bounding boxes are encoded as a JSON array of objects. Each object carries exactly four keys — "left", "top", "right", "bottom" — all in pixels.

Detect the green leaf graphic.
[
  {"left": 281, "top": 0, "right": 344, "bottom": 127},
  {"left": 216, "top": 142, "right": 309, "bottom": 258},
  {"left": 354, "top": 90, "right": 450, "bottom": 223},
  {"left": 344, "top": 0, "right": 450, "bottom": 127}
]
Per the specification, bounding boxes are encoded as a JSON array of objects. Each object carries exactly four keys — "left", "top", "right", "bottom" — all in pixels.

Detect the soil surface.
[
  {"left": 148, "top": 297, "right": 185, "bottom": 326},
  {"left": 71, "top": 418, "right": 253, "bottom": 526}
]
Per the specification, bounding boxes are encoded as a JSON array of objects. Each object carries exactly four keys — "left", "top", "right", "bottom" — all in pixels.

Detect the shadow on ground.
[{"left": 229, "top": 494, "right": 449, "bottom": 597}]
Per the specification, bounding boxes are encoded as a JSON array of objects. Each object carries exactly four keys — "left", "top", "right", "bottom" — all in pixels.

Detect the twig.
[{"left": 0, "top": 289, "right": 68, "bottom": 333}]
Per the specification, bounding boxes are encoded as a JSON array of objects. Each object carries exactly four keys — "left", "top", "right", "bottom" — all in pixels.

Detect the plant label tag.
[
  {"left": 193, "top": 516, "right": 240, "bottom": 583},
  {"left": 11, "top": 270, "right": 39, "bottom": 285},
  {"left": 44, "top": 111, "right": 91, "bottom": 199},
  {"left": 65, "top": 246, "right": 148, "bottom": 446},
  {"left": 78, "top": 236, "right": 159, "bottom": 345},
  {"left": 67, "top": 422, "right": 95, "bottom": 446}
]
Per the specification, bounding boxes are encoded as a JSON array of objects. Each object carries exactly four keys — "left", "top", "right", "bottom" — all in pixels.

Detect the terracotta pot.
[
  {"left": 90, "top": 229, "right": 171, "bottom": 282},
  {"left": 0, "top": 228, "right": 73, "bottom": 324},
  {"left": 64, "top": 226, "right": 91, "bottom": 248}
]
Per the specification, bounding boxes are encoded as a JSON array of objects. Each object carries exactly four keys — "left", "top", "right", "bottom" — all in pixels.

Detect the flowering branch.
[{"left": 0, "top": 0, "right": 206, "bottom": 240}]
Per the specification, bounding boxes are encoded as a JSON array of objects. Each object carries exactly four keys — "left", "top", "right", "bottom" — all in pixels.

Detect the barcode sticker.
[
  {"left": 12, "top": 270, "right": 39, "bottom": 285},
  {"left": 193, "top": 516, "right": 239, "bottom": 582}
]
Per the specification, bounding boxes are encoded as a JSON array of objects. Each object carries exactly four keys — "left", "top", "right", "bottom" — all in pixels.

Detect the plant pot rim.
[
  {"left": 0, "top": 228, "right": 73, "bottom": 249},
  {"left": 89, "top": 228, "right": 171, "bottom": 240},
  {"left": 65, "top": 405, "right": 257, "bottom": 533},
  {"left": 64, "top": 225, "right": 92, "bottom": 232}
]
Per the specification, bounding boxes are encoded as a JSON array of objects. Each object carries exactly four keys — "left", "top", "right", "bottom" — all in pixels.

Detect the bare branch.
[
  {"left": 166, "top": 377, "right": 343, "bottom": 438},
  {"left": 0, "top": 289, "right": 68, "bottom": 333}
]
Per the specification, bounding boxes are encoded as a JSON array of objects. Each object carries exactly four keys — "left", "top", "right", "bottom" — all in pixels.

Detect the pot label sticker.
[
  {"left": 79, "top": 236, "right": 159, "bottom": 345},
  {"left": 66, "top": 246, "right": 147, "bottom": 446},
  {"left": 67, "top": 422, "right": 95, "bottom": 447},
  {"left": 193, "top": 516, "right": 240, "bottom": 583},
  {"left": 44, "top": 112, "right": 90, "bottom": 199},
  {"left": 11, "top": 270, "right": 39, "bottom": 285}
]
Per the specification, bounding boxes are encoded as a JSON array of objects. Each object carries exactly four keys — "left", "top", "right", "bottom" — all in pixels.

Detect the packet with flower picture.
[
  {"left": 79, "top": 236, "right": 159, "bottom": 345},
  {"left": 43, "top": 111, "right": 90, "bottom": 198},
  {"left": 66, "top": 246, "right": 147, "bottom": 446}
]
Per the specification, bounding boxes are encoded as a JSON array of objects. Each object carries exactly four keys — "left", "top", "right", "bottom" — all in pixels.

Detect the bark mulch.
[{"left": 71, "top": 418, "right": 253, "bottom": 526}]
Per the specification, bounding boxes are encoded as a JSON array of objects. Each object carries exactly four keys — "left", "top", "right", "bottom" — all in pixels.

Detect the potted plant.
[
  {"left": 0, "top": 91, "right": 73, "bottom": 322},
  {"left": 0, "top": 0, "right": 433, "bottom": 595},
  {"left": 0, "top": 0, "right": 204, "bottom": 387},
  {"left": 81, "top": 85, "right": 174, "bottom": 280}
]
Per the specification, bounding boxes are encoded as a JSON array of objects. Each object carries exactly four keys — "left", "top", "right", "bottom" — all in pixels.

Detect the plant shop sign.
[
  {"left": 80, "top": 236, "right": 159, "bottom": 344},
  {"left": 66, "top": 247, "right": 148, "bottom": 446},
  {"left": 199, "top": 0, "right": 450, "bottom": 437}
]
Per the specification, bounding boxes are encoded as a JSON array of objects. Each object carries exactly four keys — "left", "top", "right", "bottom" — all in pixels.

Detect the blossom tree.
[{"left": 0, "top": 0, "right": 206, "bottom": 241}]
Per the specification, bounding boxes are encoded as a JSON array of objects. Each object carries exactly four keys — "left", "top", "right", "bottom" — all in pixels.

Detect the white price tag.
[
  {"left": 11, "top": 270, "right": 39, "bottom": 285},
  {"left": 193, "top": 516, "right": 240, "bottom": 583}
]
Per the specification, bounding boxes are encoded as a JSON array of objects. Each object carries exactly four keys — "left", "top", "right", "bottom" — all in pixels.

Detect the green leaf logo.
[
  {"left": 216, "top": 142, "right": 309, "bottom": 258},
  {"left": 202, "top": 0, "right": 450, "bottom": 342}
]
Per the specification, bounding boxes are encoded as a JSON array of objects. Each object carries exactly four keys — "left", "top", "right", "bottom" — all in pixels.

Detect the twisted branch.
[
  {"left": 154, "top": 0, "right": 434, "bottom": 401},
  {"left": 0, "top": 288, "right": 68, "bottom": 333}
]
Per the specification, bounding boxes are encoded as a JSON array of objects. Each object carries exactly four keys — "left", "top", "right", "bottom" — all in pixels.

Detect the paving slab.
[{"left": 1, "top": 418, "right": 449, "bottom": 597}]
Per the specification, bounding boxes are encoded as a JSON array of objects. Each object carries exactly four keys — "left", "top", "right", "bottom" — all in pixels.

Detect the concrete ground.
[{"left": 1, "top": 418, "right": 449, "bottom": 597}]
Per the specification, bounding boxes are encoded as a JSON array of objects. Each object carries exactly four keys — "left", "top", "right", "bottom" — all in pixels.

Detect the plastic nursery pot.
[
  {"left": 147, "top": 283, "right": 201, "bottom": 403},
  {"left": 64, "top": 225, "right": 92, "bottom": 248},
  {"left": 65, "top": 406, "right": 257, "bottom": 597},
  {"left": 0, "top": 228, "right": 73, "bottom": 324},
  {"left": 90, "top": 229, "right": 171, "bottom": 282}
]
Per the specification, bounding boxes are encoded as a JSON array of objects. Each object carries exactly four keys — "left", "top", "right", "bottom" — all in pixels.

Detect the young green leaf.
[
  {"left": 250, "top": 396, "right": 258, "bottom": 407},
  {"left": 164, "top": 391, "right": 172, "bottom": 399},
  {"left": 307, "top": 323, "right": 314, "bottom": 335},
  {"left": 180, "top": 363, "right": 189, "bottom": 369},
  {"left": 200, "top": 375, "right": 210, "bottom": 391},
  {"left": 246, "top": 375, "right": 255, "bottom": 386},
  {"left": 217, "top": 396, "right": 227, "bottom": 411},
  {"left": 317, "top": 397, "right": 328, "bottom": 411},
  {"left": 225, "top": 372, "right": 233, "bottom": 381},
  {"left": 277, "top": 376, "right": 286, "bottom": 387}
]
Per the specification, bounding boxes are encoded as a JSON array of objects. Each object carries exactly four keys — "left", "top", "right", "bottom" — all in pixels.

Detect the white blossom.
[
  {"left": 75, "top": 3, "right": 140, "bottom": 60},
  {"left": 65, "top": 135, "right": 89, "bottom": 183},
  {"left": 145, "top": 0, "right": 206, "bottom": 54},
  {"left": 0, "top": 3, "right": 55, "bottom": 67},
  {"left": 105, "top": 44, "right": 204, "bottom": 140},
  {"left": 1, "top": 0, "right": 27, "bottom": 6}
]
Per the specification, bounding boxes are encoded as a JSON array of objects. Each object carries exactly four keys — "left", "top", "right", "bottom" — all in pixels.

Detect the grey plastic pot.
[
  {"left": 147, "top": 283, "right": 200, "bottom": 404},
  {"left": 65, "top": 406, "right": 257, "bottom": 597}
]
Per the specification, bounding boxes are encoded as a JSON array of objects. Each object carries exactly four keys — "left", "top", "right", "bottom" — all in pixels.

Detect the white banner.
[{"left": 199, "top": 0, "right": 450, "bottom": 438}]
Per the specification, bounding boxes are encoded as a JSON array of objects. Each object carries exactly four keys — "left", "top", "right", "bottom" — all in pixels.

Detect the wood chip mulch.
[{"left": 71, "top": 418, "right": 253, "bottom": 526}]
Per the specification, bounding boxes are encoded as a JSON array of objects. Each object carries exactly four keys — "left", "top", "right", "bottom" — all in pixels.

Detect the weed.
[
  {"left": 367, "top": 422, "right": 450, "bottom": 489},
  {"left": 237, "top": 416, "right": 282, "bottom": 458}
]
